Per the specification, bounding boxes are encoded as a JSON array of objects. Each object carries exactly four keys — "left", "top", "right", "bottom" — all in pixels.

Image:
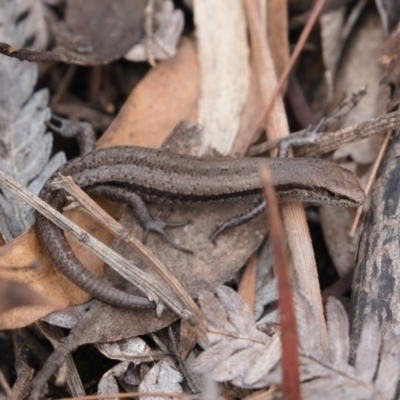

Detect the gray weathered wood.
[{"left": 351, "top": 129, "right": 400, "bottom": 354}]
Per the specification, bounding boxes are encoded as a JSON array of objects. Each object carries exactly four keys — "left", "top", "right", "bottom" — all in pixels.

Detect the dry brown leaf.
[
  {"left": 0, "top": 227, "right": 88, "bottom": 329},
  {"left": 98, "top": 37, "right": 200, "bottom": 149},
  {"left": 332, "top": 10, "right": 387, "bottom": 163},
  {"left": 112, "top": 208, "right": 265, "bottom": 305},
  {"left": 319, "top": 206, "right": 359, "bottom": 277},
  {"left": 0, "top": 199, "right": 120, "bottom": 329},
  {"left": 0, "top": 0, "right": 147, "bottom": 65},
  {"left": 58, "top": 0, "right": 147, "bottom": 64},
  {"left": 0, "top": 277, "right": 65, "bottom": 314}
]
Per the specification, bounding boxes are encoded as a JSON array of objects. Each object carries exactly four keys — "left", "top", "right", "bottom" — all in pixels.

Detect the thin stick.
[
  {"left": 0, "top": 368, "right": 12, "bottom": 398},
  {"left": 50, "top": 65, "right": 77, "bottom": 107},
  {"left": 238, "top": 253, "right": 258, "bottom": 310},
  {"left": 260, "top": 165, "right": 300, "bottom": 400},
  {"left": 59, "top": 391, "right": 195, "bottom": 400},
  {"left": 249, "top": 110, "right": 400, "bottom": 157},
  {"left": 145, "top": 0, "right": 156, "bottom": 67},
  {"left": 350, "top": 130, "right": 392, "bottom": 236}
]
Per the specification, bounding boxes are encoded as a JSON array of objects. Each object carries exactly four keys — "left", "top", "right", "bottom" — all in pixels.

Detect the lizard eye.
[{"left": 327, "top": 190, "right": 338, "bottom": 199}]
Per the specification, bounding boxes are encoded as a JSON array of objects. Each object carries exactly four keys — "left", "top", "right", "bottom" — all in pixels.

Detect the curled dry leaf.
[
  {"left": 97, "top": 337, "right": 165, "bottom": 363},
  {"left": 97, "top": 37, "right": 200, "bottom": 149},
  {"left": 138, "top": 360, "right": 183, "bottom": 400},
  {"left": 97, "top": 361, "right": 131, "bottom": 399},
  {"left": 125, "top": 0, "right": 184, "bottom": 62}
]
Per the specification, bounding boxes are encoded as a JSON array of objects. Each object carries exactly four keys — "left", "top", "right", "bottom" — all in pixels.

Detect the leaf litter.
[
  {"left": 193, "top": 286, "right": 400, "bottom": 400},
  {"left": 1, "top": 1, "right": 400, "bottom": 399}
]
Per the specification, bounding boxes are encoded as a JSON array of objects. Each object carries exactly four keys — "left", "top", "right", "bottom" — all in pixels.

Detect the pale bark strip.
[
  {"left": 244, "top": 0, "right": 329, "bottom": 351},
  {"left": 193, "top": 0, "right": 250, "bottom": 155}
]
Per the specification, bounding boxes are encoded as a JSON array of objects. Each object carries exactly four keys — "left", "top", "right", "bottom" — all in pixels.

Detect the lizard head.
[
  {"left": 275, "top": 159, "right": 365, "bottom": 207},
  {"left": 314, "top": 163, "right": 366, "bottom": 207}
]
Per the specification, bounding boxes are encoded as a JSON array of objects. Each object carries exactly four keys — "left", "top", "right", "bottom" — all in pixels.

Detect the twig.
[
  {"left": 58, "top": 391, "right": 197, "bottom": 400},
  {"left": 0, "top": 368, "right": 12, "bottom": 398},
  {"left": 0, "top": 168, "right": 197, "bottom": 325},
  {"left": 249, "top": 92, "right": 400, "bottom": 158},
  {"left": 28, "top": 306, "right": 102, "bottom": 400},
  {"left": 36, "top": 321, "right": 86, "bottom": 398},
  {"left": 0, "top": 203, "right": 12, "bottom": 243},
  {"left": 249, "top": 111, "right": 400, "bottom": 157},
  {"left": 260, "top": 165, "right": 300, "bottom": 400},
  {"left": 322, "top": 269, "right": 354, "bottom": 303},
  {"left": 350, "top": 129, "right": 393, "bottom": 236},
  {"left": 145, "top": 0, "right": 157, "bottom": 67},
  {"left": 238, "top": 253, "right": 258, "bottom": 310},
  {"left": 295, "top": 112, "right": 397, "bottom": 157},
  {"left": 50, "top": 65, "right": 77, "bottom": 107},
  {"left": 53, "top": 174, "right": 207, "bottom": 335}
]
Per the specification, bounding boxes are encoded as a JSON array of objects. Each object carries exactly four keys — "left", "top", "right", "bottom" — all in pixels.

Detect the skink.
[{"left": 35, "top": 146, "right": 365, "bottom": 309}]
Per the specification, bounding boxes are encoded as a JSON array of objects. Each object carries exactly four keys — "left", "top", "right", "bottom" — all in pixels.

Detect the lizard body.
[{"left": 36, "top": 145, "right": 365, "bottom": 309}]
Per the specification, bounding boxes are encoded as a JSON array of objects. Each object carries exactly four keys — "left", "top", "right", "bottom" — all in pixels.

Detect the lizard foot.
[
  {"left": 47, "top": 115, "right": 95, "bottom": 154},
  {"left": 142, "top": 216, "right": 193, "bottom": 254},
  {"left": 209, "top": 201, "right": 266, "bottom": 245}
]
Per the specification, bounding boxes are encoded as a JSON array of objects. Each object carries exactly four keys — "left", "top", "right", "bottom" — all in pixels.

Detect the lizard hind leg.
[
  {"left": 87, "top": 185, "right": 192, "bottom": 253},
  {"left": 209, "top": 200, "right": 266, "bottom": 245}
]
